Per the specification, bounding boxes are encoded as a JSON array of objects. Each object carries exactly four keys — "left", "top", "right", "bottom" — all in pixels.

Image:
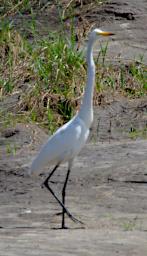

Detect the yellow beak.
[{"left": 97, "top": 31, "right": 115, "bottom": 36}]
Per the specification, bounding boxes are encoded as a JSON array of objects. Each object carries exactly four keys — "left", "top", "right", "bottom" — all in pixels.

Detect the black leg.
[
  {"left": 43, "top": 165, "right": 83, "bottom": 225},
  {"left": 43, "top": 165, "right": 59, "bottom": 185},
  {"left": 62, "top": 168, "right": 70, "bottom": 229}
]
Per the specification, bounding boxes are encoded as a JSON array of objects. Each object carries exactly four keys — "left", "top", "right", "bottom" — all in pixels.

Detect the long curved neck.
[{"left": 78, "top": 38, "right": 95, "bottom": 128}]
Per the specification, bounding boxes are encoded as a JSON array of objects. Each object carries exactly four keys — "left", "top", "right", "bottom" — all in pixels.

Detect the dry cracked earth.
[{"left": 0, "top": 0, "right": 147, "bottom": 255}]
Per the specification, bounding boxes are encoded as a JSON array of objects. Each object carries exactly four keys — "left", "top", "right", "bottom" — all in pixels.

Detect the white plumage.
[{"left": 31, "top": 115, "right": 89, "bottom": 174}]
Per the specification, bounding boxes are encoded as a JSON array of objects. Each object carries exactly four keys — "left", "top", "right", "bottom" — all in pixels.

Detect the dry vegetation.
[{"left": 0, "top": 0, "right": 147, "bottom": 132}]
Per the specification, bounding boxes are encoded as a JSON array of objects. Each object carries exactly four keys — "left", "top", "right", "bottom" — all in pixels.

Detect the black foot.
[
  {"left": 61, "top": 225, "right": 69, "bottom": 229},
  {"left": 56, "top": 212, "right": 84, "bottom": 225},
  {"left": 70, "top": 215, "right": 84, "bottom": 225},
  {"left": 56, "top": 212, "right": 62, "bottom": 216}
]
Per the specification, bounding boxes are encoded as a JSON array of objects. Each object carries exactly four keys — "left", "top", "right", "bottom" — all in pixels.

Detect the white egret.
[{"left": 30, "top": 29, "right": 114, "bottom": 229}]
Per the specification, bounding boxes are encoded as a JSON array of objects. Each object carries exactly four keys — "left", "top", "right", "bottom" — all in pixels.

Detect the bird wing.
[{"left": 30, "top": 116, "right": 89, "bottom": 174}]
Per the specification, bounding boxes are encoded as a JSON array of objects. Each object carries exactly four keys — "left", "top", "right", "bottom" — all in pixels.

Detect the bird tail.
[
  {"left": 29, "top": 146, "right": 53, "bottom": 176},
  {"left": 29, "top": 154, "right": 46, "bottom": 176},
  {"left": 28, "top": 158, "right": 38, "bottom": 176}
]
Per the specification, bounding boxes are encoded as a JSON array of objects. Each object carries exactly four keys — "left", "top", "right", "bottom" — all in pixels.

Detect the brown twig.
[{"left": 1, "top": 0, "right": 28, "bottom": 19}]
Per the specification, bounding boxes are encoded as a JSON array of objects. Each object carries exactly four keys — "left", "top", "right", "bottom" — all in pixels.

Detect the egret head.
[{"left": 90, "top": 28, "right": 114, "bottom": 42}]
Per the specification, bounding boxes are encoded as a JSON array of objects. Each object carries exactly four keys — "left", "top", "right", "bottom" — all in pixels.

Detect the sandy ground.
[
  {"left": 0, "top": 99, "right": 147, "bottom": 255},
  {"left": 0, "top": 0, "right": 147, "bottom": 255}
]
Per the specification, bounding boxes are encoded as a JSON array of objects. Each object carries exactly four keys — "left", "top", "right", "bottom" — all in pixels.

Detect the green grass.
[
  {"left": 0, "top": 0, "right": 41, "bottom": 16},
  {"left": 122, "top": 219, "right": 137, "bottom": 231},
  {"left": 129, "top": 127, "right": 147, "bottom": 139},
  {"left": 95, "top": 61, "right": 147, "bottom": 97},
  {"left": 0, "top": 0, "right": 105, "bottom": 18},
  {"left": 0, "top": 1, "right": 147, "bottom": 133},
  {"left": 6, "top": 143, "right": 17, "bottom": 155},
  {"left": 0, "top": 20, "right": 85, "bottom": 131}
]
